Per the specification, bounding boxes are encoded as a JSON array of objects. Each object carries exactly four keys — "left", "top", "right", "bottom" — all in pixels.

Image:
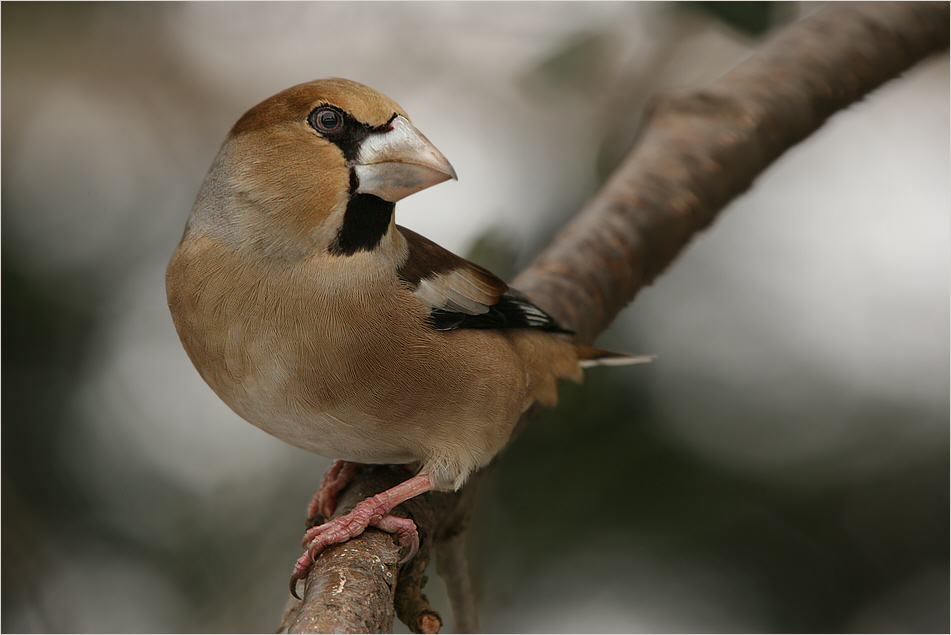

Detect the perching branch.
[
  {"left": 278, "top": 3, "right": 949, "bottom": 632},
  {"left": 279, "top": 467, "right": 481, "bottom": 634}
]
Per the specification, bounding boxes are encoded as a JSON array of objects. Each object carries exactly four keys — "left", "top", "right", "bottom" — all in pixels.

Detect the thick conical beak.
[{"left": 353, "top": 115, "right": 457, "bottom": 202}]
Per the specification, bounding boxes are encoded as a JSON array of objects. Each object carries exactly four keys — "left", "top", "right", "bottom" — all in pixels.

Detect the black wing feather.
[
  {"left": 397, "top": 225, "right": 572, "bottom": 334},
  {"left": 428, "top": 289, "right": 571, "bottom": 333}
]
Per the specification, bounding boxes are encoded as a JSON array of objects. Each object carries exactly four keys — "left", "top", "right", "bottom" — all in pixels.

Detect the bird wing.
[{"left": 396, "top": 226, "right": 570, "bottom": 333}]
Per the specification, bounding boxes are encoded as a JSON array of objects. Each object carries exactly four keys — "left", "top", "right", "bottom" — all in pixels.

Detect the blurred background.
[{"left": 3, "top": 2, "right": 947, "bottom": 632}]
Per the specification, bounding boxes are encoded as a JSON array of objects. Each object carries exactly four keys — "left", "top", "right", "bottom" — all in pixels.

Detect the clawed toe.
[
  {"left": 287, "top": 512, "right": 420, "bottom": 598},
  {"left": 306, "top": 460, "right": 364, "bottom": 522},
  {"left": 288, "top": 473, "right": 433, "bottom": 598},
  {"left": 289, "top": 550, "right": 315, "bottom": 599},
  {"left": 370, "top": 514, "right": 419, "bottom": 562}
]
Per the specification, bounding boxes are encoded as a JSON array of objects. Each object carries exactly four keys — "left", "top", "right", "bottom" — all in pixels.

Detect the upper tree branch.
[
  {"left": 515, "top": 1, "right": 949, "bottom": 342},
  {"left": 279, "top": 2, "right": 949, "bottom": 632}
]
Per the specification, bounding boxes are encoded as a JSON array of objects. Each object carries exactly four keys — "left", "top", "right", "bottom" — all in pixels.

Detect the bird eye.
[{"left": 310, "top": 107, "right": 343, "bottom": 134}]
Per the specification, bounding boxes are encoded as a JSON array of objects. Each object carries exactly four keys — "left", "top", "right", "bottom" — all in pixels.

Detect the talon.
[
  {"left": 289, "top": 550, "right": 314, "bottom": 599},
  {"left": 399, "top": 536, "right": 419, "bottom": 564},
  {"left": 288, "top": 472, "right": 434, "bottom": 597},
  {"left": 371, "top": 514, "right": 419, "bottom": 563},
  {"left": 399, "top": 547, "right": 416, "bottom": 564}
]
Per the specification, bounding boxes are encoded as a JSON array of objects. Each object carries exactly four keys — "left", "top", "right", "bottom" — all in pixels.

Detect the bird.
[{"left": 166, "top": 78, "right": 653, "bottom": 598}]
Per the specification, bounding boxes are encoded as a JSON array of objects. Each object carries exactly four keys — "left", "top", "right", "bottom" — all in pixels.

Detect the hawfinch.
[{"left": 166, "top": 78, "right": 652, "bottom": 596}]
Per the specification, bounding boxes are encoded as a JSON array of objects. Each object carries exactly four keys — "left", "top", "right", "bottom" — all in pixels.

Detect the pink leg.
[
  {"left": 305, "top": 460, "right": 363, "bottom": 522},
  {"left": 290, "top": 472, "right": 434, "bottom": 598}
]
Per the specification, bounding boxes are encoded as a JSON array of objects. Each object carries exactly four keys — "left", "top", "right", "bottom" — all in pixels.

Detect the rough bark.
[
  {"left": 279, "top": 467, "right": 481, "bottom": 633},
  {"left": 277, "top": 2, "right": 949, "bottom": 632},
  {"left": 515, "top": 1, "right": 949, "bottom": 342}
]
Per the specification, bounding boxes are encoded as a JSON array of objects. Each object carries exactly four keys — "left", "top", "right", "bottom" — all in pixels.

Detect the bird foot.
[
  {"left": 289, "top": 493, "right": 420, "bottom": 599},
  {"left": 305, "top": 460, "right": 364, "bottom": 521}
]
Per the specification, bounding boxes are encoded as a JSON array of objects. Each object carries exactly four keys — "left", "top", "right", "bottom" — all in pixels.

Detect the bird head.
[{"left": 190, "top": 78, "right": 456, "bottom": 257}]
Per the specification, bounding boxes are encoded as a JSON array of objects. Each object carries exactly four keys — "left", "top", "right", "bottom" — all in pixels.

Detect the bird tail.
[{"left": 575, "top": 344, "right": 656, "bottom": 368}]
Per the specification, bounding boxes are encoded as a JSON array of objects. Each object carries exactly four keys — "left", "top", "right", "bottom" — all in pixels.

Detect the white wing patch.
[
  {"left": 395, "top": 224, "right": 568, "bottom": 333},
  {"left": 414, "top": 269, "right": 496, "bottom": 315}
]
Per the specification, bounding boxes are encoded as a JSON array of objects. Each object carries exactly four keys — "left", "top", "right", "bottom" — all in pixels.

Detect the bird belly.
[
  {"left": 209, "top": 316, "right": 530, "bottom": 490},
  {"left": 167, "top": 240, "right": 552, "bottom": 490},
  {"left": 204, "top": 328, "right": 427, "bottom": 465},
  {"left": 235, "top": 399, "right": 420, "bottom": 466}
]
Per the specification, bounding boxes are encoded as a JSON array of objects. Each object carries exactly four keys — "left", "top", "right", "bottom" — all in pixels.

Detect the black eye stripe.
[{"left": 307, "top": 104, "right": 372, "bottom": 162}]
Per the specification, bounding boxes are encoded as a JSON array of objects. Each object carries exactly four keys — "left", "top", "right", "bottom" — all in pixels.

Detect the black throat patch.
[{"left": 329, "top": 193, "right": 395, "bottom": 256}]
